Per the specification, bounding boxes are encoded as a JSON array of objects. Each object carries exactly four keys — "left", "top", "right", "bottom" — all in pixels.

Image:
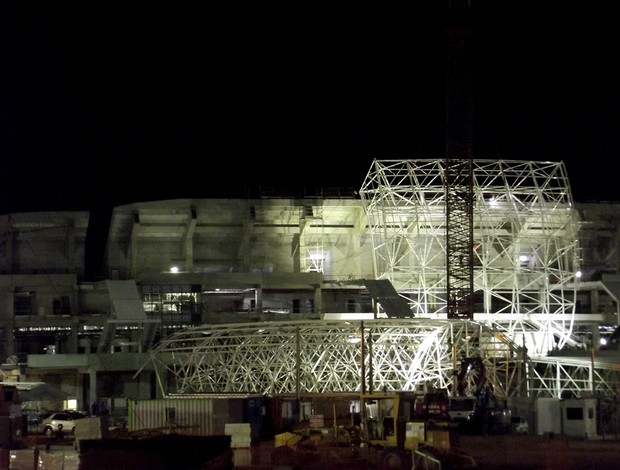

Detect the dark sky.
[{"left": 1, "top": 2, "right": 619, "bottom": 219}]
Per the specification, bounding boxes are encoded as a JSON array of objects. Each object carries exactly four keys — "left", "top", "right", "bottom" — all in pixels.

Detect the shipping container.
[{"left": 127, "top": 395, "right": 265, "bottom": 439}]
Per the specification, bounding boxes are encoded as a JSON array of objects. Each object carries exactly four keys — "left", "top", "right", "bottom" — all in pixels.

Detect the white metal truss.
[
  {"left": 358, "top": 159, "right": 582, "bottom": 356},
  {"left": 528, "top": 356, "right": 620, "bottom": 399},
  {"left": 139, "top": 319, "right": 620, "bottom": 399},
  {"left": 299, "top": 202, "right": 325, "bottom": 273}
]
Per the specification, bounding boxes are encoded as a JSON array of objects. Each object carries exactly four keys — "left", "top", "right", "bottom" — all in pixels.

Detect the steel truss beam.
[
  {"left": 529, "top": 356, "right": 620, "bottom": 398},
  {"left": 140, "top": 319, "right": 620, "bottom": 398}
]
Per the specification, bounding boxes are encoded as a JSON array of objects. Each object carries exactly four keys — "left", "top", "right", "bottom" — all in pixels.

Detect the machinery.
[
  {"left": 448, "top": 396, "right": 477, "bottom": 425},
  {"left": 414, "top": 388, "right": 450, "bottom": 421},
  {"left": 451, "top": 357, "right": 511, "bottom": 434},
  {"left": 360, "top": 391, "right": 476, "bottom": 469},
  {"left": 269, "top": 391, "right": 477, "bottom": 468}
]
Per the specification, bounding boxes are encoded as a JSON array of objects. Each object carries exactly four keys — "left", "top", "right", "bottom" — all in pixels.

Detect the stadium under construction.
[
  {"left": 2, "top": 158, "right": 620, "bottom": 437},
  {"left": 141, "top": 159, "right": 620, "bottom": 403}
]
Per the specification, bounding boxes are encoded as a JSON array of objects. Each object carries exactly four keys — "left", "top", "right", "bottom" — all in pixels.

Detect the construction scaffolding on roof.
[{"left": 358, "top": 159, "right": 581, "bottom": 356}]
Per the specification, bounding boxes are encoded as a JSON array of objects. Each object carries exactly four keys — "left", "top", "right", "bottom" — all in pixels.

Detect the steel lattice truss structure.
[
  {"left": 140, "top": 319, "right": 620, "bottom": 399},
  {"left": 358, "top": 159, "right": 582, "bottom": 356},
  {"left": 528, "top": 356, "right": 620, "bottom": 398}
]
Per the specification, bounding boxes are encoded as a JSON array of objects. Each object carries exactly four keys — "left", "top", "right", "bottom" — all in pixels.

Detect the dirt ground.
[
  {"left": 235, "top": 433, "right": 620, "bottom": 469},
  {"left": 10, "top": 432, "right": 620, "bottom": 469},
  {"left": 455, "top": 434, "right": 620, "bottom": 470}
]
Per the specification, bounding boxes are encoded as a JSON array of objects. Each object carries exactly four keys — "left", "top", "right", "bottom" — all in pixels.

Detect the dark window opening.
[
  {"left": 566, "top": 407, "right": 584, "bottom": 420},
  {"left": 14, "top": 291, "right": 34, "bottom": 316},
  {"left": 53, "top": 296, "right": 71, "bottom": 315}
]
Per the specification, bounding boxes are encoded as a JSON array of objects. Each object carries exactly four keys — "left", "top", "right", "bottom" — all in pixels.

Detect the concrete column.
[
  {"left": 313, "top": 284, "right": 322, "bottom": 314},
  {"left": 591, "top": 288, "right": 600, "bottom": 314},
  {"left": 65, "top": 316, "right": 78, "bottom": 353},
  {"left": 9, "top": 228, "right": 19, "bottom": 272},
  {"left": 255, "top": 286, "right": 263, "bottom": 314},
  {"left": 129, "top": 212, "right": 140, "bottom": 279},
  {"left": 89, "top": 367, "right": 97, "bottom": 413},
  {"left": 183, "top": 207, "right": 197, "bottom": 272},
  {"left": 293, "top": 233, "right": 302, "bottom": 273},
  {"left": 591, "top": 322, "right": 601, "bottom": 350},
  {"left": 65, "top": 220, "right": 76, "bottom": 273}
]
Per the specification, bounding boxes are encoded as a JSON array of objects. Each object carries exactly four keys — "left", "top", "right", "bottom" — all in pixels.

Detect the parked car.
[
  {"left": 66, "top": 410, "right": 88, "bottom": 420},
  {"left": 41, "top": 411, "right": 85, "bottom": 437}
]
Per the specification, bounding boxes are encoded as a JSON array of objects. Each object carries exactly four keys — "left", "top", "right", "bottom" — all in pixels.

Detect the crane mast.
[{"left": 445, "top": 0, "right": 474, "bottom": 320}]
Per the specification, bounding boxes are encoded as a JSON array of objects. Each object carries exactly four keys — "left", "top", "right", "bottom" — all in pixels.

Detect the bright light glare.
[{"left": 170, "top": 266, "right": 179, "bottom": 273}]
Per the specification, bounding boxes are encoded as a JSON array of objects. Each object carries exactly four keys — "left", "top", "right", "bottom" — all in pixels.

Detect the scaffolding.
[
  {"left": 359, "top": 159, "right": 582, "bottom": 356},
  {"left": 140, "top": 320, "right": 620, "bottom": 399},
  {"left": 299, "top": 201, "right": 325, "bottom": 273}
]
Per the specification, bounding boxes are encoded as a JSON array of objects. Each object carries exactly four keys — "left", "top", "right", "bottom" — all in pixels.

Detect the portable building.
[{"left": 127, "top": 395, "right": 265, "bottom": 439}]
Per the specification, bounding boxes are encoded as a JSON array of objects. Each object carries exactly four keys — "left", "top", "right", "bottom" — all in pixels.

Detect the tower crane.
[{"left": 445, "top": 0, "right": 474, "bottom": 320}]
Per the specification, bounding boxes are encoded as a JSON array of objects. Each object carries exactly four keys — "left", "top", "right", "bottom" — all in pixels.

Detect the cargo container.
[{"left": 127, "top": 395, "right": 265, "bottom": 440}]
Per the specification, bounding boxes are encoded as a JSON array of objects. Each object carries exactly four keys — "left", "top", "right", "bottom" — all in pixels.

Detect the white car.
[{"left": 41, "top": 411, "right": 85, "bottom": 437}]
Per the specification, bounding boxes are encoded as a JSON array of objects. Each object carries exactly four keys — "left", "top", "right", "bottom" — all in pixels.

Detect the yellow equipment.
[{"left": 360, "top": 391, "right": 476, "bottom": 469}]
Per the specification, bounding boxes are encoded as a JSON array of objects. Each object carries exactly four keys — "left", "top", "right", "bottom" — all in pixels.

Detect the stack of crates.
[{"left": 224, "top": 422, "right": 251, "bottom": 448}]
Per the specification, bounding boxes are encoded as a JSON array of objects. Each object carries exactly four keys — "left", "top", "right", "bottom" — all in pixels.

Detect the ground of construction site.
[
  {"left": 3, "top": 432, "right": 620, "bottom": 470},
  {"left": 233, "top": 434, "right": 620, "bottom": 470}
]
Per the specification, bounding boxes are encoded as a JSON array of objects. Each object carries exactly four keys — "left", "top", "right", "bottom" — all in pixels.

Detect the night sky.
[{"left": 1, "top": 3, "right": 618, "bottom": 219}]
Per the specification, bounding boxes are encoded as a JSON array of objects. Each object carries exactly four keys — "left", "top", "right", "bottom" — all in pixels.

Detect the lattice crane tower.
[{"left": 445, "top": 0, "right": 475, "bottom": 320}]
